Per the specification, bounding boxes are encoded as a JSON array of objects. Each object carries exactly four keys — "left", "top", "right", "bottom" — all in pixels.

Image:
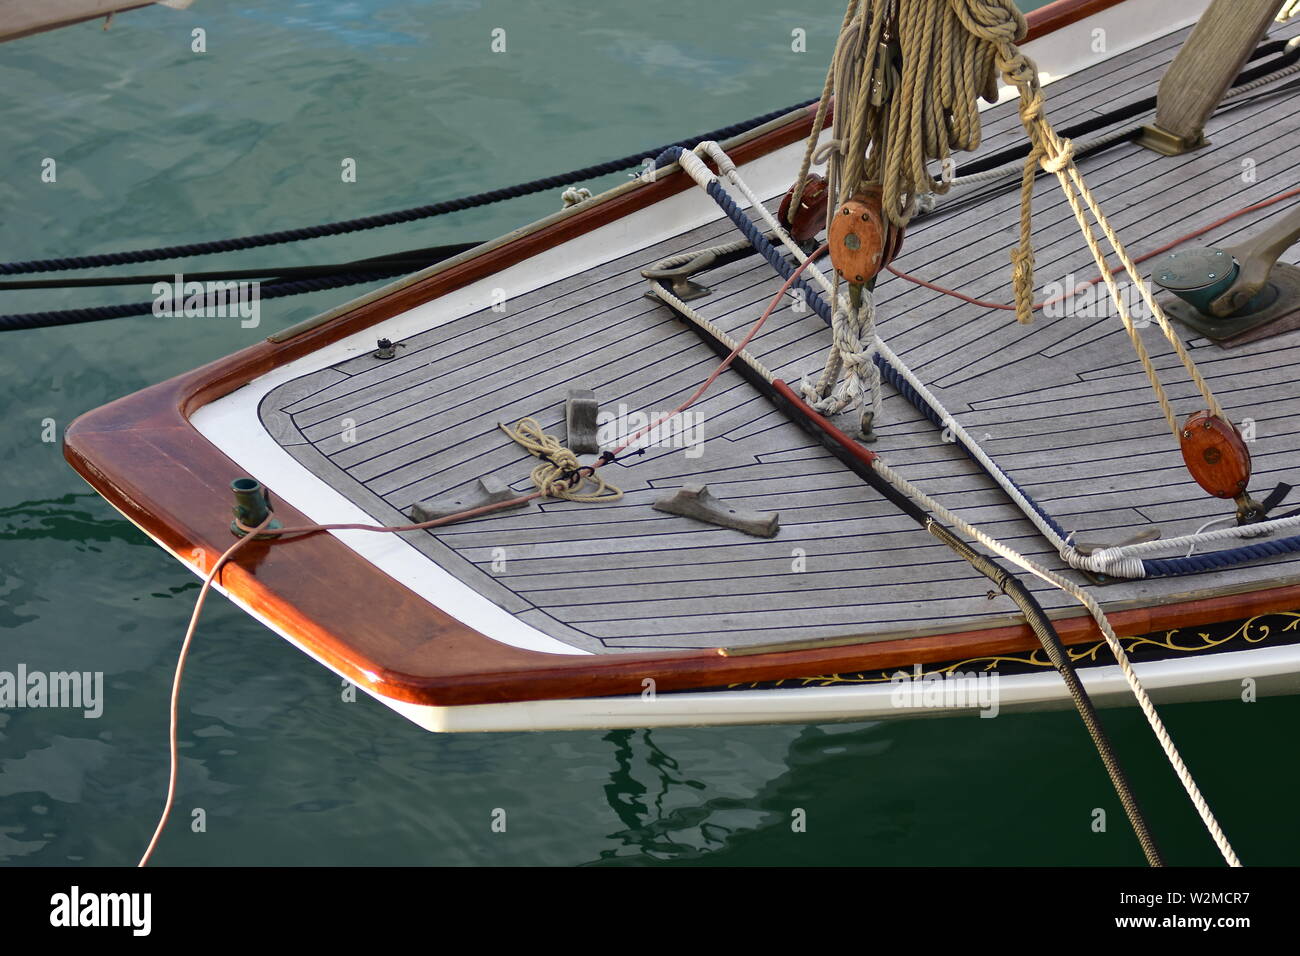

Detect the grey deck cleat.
[
  {"left": 653, "top": 483, "right": 779, "bottom": 537},
  {"left": 409, "top": 476, "right": 527, "bottom": 523}
]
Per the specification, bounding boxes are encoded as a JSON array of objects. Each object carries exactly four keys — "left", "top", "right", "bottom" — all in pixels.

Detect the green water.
[{"left": 1, "top": 0, "right": 1296, "bottom": 867}]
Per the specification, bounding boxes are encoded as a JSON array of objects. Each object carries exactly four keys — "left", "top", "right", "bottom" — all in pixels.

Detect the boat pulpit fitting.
[
  {"left": 1153, "top": 205, "right": 1300, "bottom": 345},
  {"left": 230, "top": 477, "right": 282, "bottom": 538}
]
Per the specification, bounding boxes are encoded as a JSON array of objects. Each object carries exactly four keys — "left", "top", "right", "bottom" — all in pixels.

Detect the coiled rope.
[{"left": 497, "top": 418, "right": 623, "bottom": 502}]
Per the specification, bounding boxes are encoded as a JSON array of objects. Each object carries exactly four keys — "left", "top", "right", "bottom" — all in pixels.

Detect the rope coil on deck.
[{"left": 498, "top": 418, "right": 623, "bottom": 502}]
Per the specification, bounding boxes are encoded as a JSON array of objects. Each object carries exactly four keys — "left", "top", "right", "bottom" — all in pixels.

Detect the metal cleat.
[
  {"left": 565, "top": 388, "right": 601, "bottom": 454},
  {"left": 653, "top": 483, "right": 779, "bottom": 538},
  {"left": 641, "top": 250, "right": 719, "bottom": 301},
  {"left": 408, "top": 476, "right": 527, "bottom": 523},
  {"left": 1071, "top": 527, "right": 1161, "bottom": 556}
]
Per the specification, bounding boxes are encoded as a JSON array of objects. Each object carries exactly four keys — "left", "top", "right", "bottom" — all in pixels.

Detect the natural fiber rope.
[
  {"left": 790, "top": 0, "right": 861, "bottom": 212},
  {"left": 808, "top": 0, "right": 1230, "bottom": 433},
  {"left": 802, "top": 291, "right": 883, "bottom": 421},
  {"left": 650, "top": 251, "right": 1240, "bottom": 865},
  {"left": 497, "top": 418, "right": 623, "bottom": 502},
  {"left": 869, "top": 456, "right": 1242, "bottom": 866}
]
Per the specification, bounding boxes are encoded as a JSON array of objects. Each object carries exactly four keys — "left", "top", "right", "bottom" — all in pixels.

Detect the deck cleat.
[
  {"left": 1070, "top": 527, "right": 1162, "bottom": 556},
  {"left": 641, "top": 250, "right": 719, "bottom": 301},
  {"left": 408, "top": 476, "right": 528, "bottom": 523},
  {"left": 653, "top": 483, "right": 779, "bottom": 538}
]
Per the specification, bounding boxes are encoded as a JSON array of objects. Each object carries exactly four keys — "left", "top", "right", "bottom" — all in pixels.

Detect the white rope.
[
  {"left": 692, "top": 141, "right": 883, "bottom": 416},
  {"left": 867, "top": 456, "right": 1242, "bottom": 866},
  {"left": 560, "top": 186, "right": 593, "bottom": 208},
  {"left": 663, "top": 142, "right": 1300, "bottom": 579},
  {"left": 653, "top": 270, "right": 1241, "bottom": 865}
]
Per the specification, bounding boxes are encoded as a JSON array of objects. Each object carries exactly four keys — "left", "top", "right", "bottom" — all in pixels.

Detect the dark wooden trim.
[
  {"left": 65, "top": 0, "right": 1255, "bottom": 711},
  {"left": 1025, "top": 0, "right": 1131, "bottom": 42}
]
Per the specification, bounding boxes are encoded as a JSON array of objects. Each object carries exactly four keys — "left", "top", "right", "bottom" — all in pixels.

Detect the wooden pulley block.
[
  {"left": 828, "top": 187, "right": 896, "bottom": 285},
  {"left": 1179, "top": 410, "right": 1251, "bottom": 499},
  {"left": 777, "top": 174, "right": 829, "bottom": 242}
]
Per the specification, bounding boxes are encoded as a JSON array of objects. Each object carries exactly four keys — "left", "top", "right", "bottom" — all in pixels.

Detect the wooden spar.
[{"left": 1139, "top": 0, "right": 1288, "bottom": 155}]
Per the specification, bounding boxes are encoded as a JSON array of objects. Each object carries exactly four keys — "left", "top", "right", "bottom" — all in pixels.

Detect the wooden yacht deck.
[{"left": 257, "top": 16, "right": 1300, "bottom": 655}]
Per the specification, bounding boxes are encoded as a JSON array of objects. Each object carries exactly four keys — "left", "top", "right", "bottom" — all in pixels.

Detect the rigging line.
[
  {"left": 886, "top": 185, "right": 1300, "bottom": 313},
  {"left": 642, "top": 143, "right": 1300, "bottom": 577},
  {"left": 650, "top": 283, "right": 1230, "bottom": 866},
  {"left": 944, "top": 37, "right": 1300, "bottom": 182}
]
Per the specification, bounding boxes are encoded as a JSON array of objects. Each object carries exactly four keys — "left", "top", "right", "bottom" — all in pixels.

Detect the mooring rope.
[
  {"left": 498, "top": 417, "right": 623, "bottom": 502},
  {"left": 0, "top": 99, "right": 818, "bottom": 277}
]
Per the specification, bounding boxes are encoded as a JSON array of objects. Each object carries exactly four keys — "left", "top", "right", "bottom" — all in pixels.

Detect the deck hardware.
[
  {"left": 372, "top": 337, "right": 404, "bottom": 360},
  {"left": 858, "top": 409, "right": 877, "bottom": 443},
  {"left": 870, "top": 39, "right": 901, "bottom": 107},
  {"left": 1178, "top": 410, "right": 1252, "bottom": 499},
  {"left": 641, "top": 250, "right": 719, "bottom": 301},
  {"left": 1137, "top": 0, "right": 1280, "bottom": 156},
  {"left": 777, "top": 173, "right": 830, "bottom": 242},
  {"left": 653, "top": 483, "right": 779, "bottom": 537},
  {"left": 1071, "top": 528, "right": 1162, "bottom": 556},
  {"left": 1154, "top": 204, "right": 1300, "bottom": 345},
  {"left": 1235, "top": 493, "right": 1268, "bottom": 526},
  {"left": 408, "top": 476, "right": 527, "bottom": 523},
  {"left": 230, "top": 478, "right": 282, "bottom": 538},
  {"left": 829, "top": 187, "right": 888, "bottom": 285},
  {"left": 564, "top": 388, "right": 601, "bottom": 454}
]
